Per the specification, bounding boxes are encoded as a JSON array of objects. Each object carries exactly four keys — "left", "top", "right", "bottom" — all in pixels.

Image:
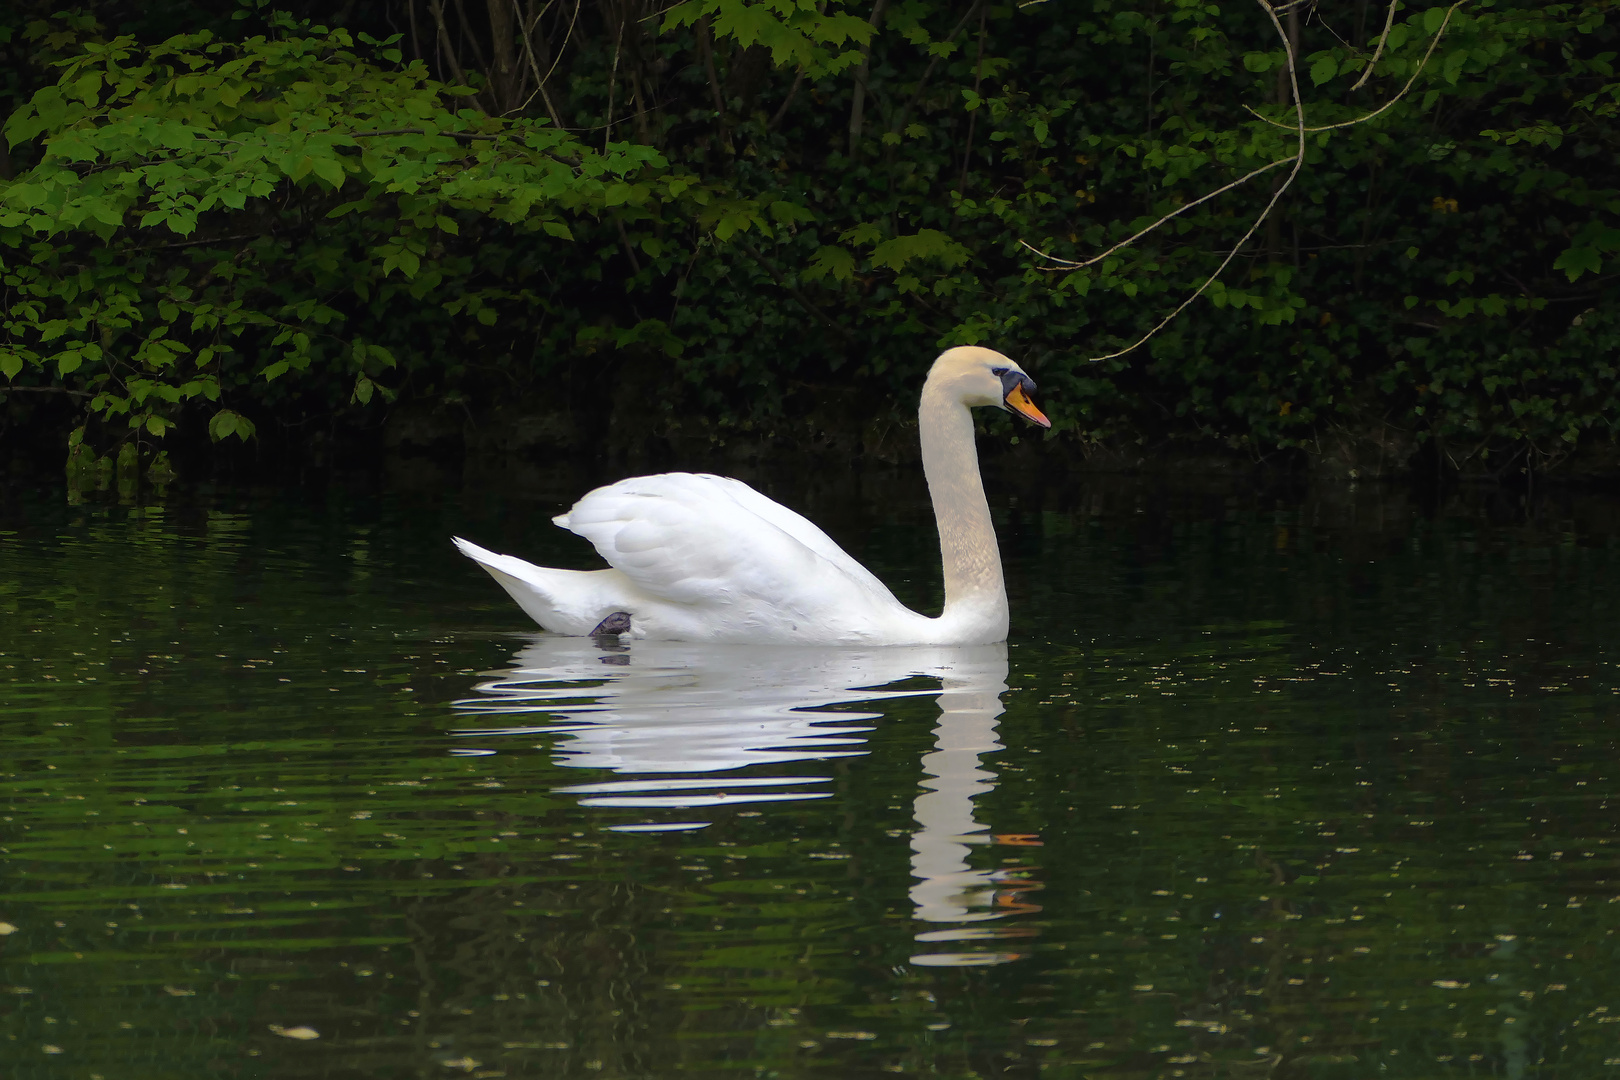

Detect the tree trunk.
[{"left": 486, "top": 0, "right": 521, "bottom": 113}]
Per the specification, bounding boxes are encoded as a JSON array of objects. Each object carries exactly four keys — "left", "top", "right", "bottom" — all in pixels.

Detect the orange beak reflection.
[{"left": 1005, "top": 384, "right": 1051, "bottom": 429}]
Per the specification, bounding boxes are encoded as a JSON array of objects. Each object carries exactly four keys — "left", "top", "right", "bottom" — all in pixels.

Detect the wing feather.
[
  {"left": 556, "top": 473, "right": 899, "bottom": 612},
  {"left": 695, "top": 475, "right": 897, "bottom": 598}
]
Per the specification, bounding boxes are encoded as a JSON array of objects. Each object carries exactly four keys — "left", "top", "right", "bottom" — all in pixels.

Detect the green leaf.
[
  {"left": 803, "top": 246, "right": 857, "bottom": 283},
  {"left": 208, "top": 409, "right": 255, "bottom": 442},
  {"left": 840, "top": 222, "right": 884, "bottom": 247},
  {"left": 309, "top": 155, "right": 346, "bottom": 188},
  {"left": 1309, "top": 55, "right": 1338, "bottom": 86},
  {"left": 542, "top": 221, "right": 573, "bottom": 240},
  {"left": 869, "top": 230, "right": 971, "bottom": 272},
  {"left": 1553, "top": 246, "right": 1602, "bottom": 283},
  {"left": 767, "top": 200, "right": 814, "bottom": 225}
]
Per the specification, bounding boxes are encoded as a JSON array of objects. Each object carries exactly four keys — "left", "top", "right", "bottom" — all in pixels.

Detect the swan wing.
[
  {"left": 555, "top": 473, "right": 901, "bottom": 611},
  {"left": 687, "top": 474, "right": 897, "bottom": 599}
]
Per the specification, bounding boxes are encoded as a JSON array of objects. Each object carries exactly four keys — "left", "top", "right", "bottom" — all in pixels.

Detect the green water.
[{"left": 2, "top": 473, "right": 1619, "bottom": 1079}]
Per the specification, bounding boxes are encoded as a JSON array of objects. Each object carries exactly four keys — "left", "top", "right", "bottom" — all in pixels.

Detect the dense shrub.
[{"left": 1, "top": 0, "right": 1616, "bottom": 477}]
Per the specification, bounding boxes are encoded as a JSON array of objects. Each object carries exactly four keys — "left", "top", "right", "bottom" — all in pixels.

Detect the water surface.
[{"left": 2, "top": 474, "right": 1618, "bottom": 1078}]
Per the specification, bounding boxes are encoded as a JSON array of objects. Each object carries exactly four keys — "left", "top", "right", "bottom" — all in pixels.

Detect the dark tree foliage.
[{"left": 1, "top": 0, "right": 1617, "bottom": 481}]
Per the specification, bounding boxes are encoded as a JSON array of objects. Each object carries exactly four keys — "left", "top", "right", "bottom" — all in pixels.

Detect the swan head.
[{"left": 926, "top": 346, "right": 1051, "bottom": 429}]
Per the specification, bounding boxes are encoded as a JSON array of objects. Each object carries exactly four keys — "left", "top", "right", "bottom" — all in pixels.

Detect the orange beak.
[{"left": 1005, "top": 384, "right": 1051, "bottom": 429}]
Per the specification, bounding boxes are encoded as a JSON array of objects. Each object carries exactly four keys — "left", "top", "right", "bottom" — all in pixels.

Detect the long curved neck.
[{"left": 918, "top": 381, "right": 1008, "bottom": 635}]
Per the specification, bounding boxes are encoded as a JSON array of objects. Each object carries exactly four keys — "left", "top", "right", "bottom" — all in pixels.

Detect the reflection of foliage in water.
[{"left": 0, "top": 482, "right": 1618, "bottom": 1076}]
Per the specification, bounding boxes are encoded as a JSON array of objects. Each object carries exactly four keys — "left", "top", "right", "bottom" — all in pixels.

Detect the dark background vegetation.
[{"left": 0, "top": 0, "right": 1616, "bottom": 486}]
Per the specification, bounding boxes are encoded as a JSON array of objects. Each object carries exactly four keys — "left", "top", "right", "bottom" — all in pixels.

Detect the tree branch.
[
  {"left": 847, "top": 0, "right": 890, "bottom": 155},
  {"left": 1020, "top": 155, "right": 1295, "bottom": 271},
  {"left": 510, "top": 0, "right": 567, "bottom": 126},
  {"left": 1083, "top": 0, "right": 1307, "bottom": 364},
  {"left": 426, "top": 0, "right": 470, "bottom": 87},
  {"left": 697, "top": 15, "right": 726, "bottom": 120},
  {"left": 1350, "top": 0, "right": 1400, "bottom": 91},
  {"left": 957, "top": 3, "right": 988, "bottom": 192},
  {"left": 768, "top": 67, "right": 807, "bottom": 131},
  {"left": 889, "top": 0, "right": 983, "bottom": 137},
  {"left": 2, "top": 386, "right": 92, "bottom": 397},
  {"left": 1246, "top": 1, "right": 1466, "bottom": 133}
]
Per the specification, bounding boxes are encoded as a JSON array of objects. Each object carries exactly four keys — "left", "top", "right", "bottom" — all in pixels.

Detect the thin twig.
[
  {"left": 768, "top": 0, "right": 829, "bottom": 131},
  {"left": 697, "top": 15, "right": 726, "bottom": 119},
  {"left": 1247, "top": 1, "right": 1466, "bottom": 133},
  {"left": 605, "top": 6, "right": 625, "bottom": 151},
  {"left": 768, "top": 67, "right": 806, "bottom": 130},
  {"left": 137, "top": 233, "right": 262, "bottom": 251},
  {"left": 614, "top": 215, "right": 642, "bottom": 274},
  {"left": 1020, "top": 155, "right": 1295, "bottom": 270},
  {"left": 347, "top": 128, "right": 584, "bottom": 167},
  {"left": 1085, "top": 0, "right": 1307, "bottom": 364},
  {"left": 425, "top": 0, "right": 469, "bottom": 86},
  {"left": 191, "top": 128, "right": 501, "bottom": 145},
  {"left": 1350, "top": 0, "right": 1399, "bottom": 91},
  {"left": 539, "top": 0, "right": 584, "bottom": 91},
  {"left": 349, "top": 128, "right": 501, "bottom": 139},
  {"left": 636, "top": 0, "right": 689, "bottom": 23},
  {"left": 2, "top": 382, "right": 92, "bottom": 395},
  {"left": 889, "top": 0, "right": 983, "bottom": 137},
  {"left": 957, "top": 3, "right": 988, "bottom": 193},
  {"left": 512, "top": 0, "right": 567, "bottom": 126},
  {"left": 450, "top": 0, "right": 493, "bottom": 78}
]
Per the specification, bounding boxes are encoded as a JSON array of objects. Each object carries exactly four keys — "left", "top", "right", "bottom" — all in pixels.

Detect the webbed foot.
[{"left": 590, "top": 611, "right": 632, "bottom": 637}]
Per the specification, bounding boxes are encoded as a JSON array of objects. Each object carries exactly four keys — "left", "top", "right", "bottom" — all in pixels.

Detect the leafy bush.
[{"left": 2, "top": 0, "right": 1617, "bottom": 478}]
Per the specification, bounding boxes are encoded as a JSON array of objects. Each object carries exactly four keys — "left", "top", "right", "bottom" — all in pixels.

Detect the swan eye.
[{"left": 990, "top": 366, "right": 1009, "bottom": 376}]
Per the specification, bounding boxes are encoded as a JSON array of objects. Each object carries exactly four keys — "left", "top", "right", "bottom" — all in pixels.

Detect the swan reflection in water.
[{"left": 453, "top": 638, "right": 1040, "bottom": 966}]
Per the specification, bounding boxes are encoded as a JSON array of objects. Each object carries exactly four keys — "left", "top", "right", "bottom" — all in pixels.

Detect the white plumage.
[{"left": 454, "top": 346, "right": 1049, "bottom": 646}]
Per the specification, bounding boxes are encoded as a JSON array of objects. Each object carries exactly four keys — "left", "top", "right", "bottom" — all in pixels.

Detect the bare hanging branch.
[
  {"left": 511, "top": 0, "right": 568, "bottom": 124},
  {"left": 1246, "top": 1, "right": 1466, "bottom": 133},
  {"left": 1350, "top": 0, "right": 1400, "bottom": 91},
  {"left": 1082, "top": 0, "right": 1307, "bottom": 365},
  {"left": 1021, "top": 0, "right": 1466, "bottom": 364},
  {"left": 1019, "top": 155, "right": 1296, "bottom": 271},
  {"left": 539, "top": 0, "right": 584, "bottom": 92}
]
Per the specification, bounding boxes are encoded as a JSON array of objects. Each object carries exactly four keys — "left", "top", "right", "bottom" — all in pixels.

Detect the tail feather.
[{"left": 453, "top": 537, "right": 620, "bottom": 635}]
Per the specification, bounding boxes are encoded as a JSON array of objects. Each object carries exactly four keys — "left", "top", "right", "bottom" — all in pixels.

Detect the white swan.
[{"left": 452, "top": 346, "right": 1049, "bottom": 645}]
